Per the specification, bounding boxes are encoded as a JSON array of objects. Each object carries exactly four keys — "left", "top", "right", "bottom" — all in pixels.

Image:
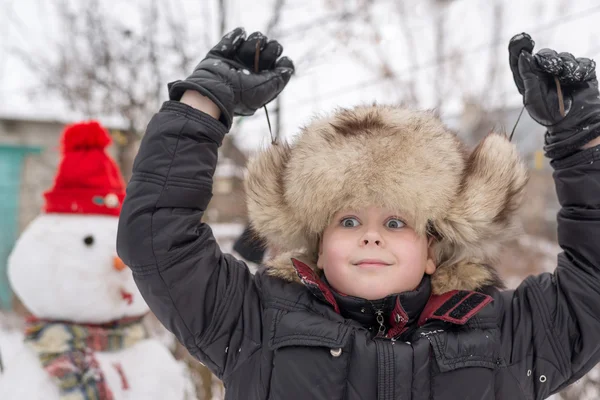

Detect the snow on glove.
[
  {"left": 169, "top": 27, "right": 295, "bottom": 129},
  {"left": 509, "top": 32, "right": 600, "bottom": 159}
]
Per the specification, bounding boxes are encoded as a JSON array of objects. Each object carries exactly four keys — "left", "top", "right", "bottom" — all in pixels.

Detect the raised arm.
[
  {"left": 116, "top": 27, "right": 293, "bottom": 379},
  {"left": 500, "top": 33, "right": 600, "bottom": 399}
]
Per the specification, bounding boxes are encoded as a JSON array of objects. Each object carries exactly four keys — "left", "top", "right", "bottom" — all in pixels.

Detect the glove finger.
[
  {"left": 557, "top": 52, "right": 582, "bottom": 84},
  {"left": 519, "top": 51, "right": 545, "bottom": 102},
  {"left": 258, "top": 40, "right": 284, "bottom": 70},
  {"left": 520, "top": 51, "right": 562, "bottom": 125},
  {"left": 518, "top": 51, "right": 541, "bottom": 81},
  {"left": 208, "top": 27, "right": 246, "bottom": 58},
  {"left": 236, "top": 31, "right": 268, "bottom": 71},
  {"left": 275, "top": 57, "right": 295, "bottom": 84},
  {"left": 534, "top": 48, "right": 563, "bottom": 75},
  {"left": 276, "top": 56, "right": 295, "bottom": 70},
  {"left": 243, "top": 63, "right": 294, "bottom": 107},
  {"left": 576, "top": 57, "right": 597, "bottom": 81},
  {"left": 234, "top": 57, "right": 295, "bottom": 114},
  {"left": 253, "top": 73, "right": 287, "bottom": 105},
  {"left": 508, "top": 32, "right": 535, "bottom": 95}
]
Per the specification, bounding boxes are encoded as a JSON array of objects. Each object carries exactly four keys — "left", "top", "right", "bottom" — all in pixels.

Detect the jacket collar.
[
  {"left": 324, "top": 275, "right": 431, "bottom": 336},
  {"left": 288, "top": 258, "right": 493, "bottom": 338}
]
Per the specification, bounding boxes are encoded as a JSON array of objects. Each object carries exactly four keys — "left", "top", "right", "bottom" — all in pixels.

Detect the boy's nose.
[{"left": 360, "top": 230, "right": 383, "bottom": 246}]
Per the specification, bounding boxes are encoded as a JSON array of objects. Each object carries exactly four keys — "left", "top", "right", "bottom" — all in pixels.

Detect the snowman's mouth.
[{"left": 120, "top": 289, "right": 133, "bottom": 305}]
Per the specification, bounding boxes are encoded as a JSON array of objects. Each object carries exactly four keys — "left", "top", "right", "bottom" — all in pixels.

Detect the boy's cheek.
[{"left": 322, "top": 247, "right": 347, "bottom": 268}]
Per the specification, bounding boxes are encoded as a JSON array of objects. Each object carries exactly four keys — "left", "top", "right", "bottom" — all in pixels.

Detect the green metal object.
[{"left": 0, "top": 144, "right": 42, "bottom": 309}]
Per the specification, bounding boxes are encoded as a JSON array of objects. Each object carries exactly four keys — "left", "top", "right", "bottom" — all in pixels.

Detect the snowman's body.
[
  {"left": 0, "top": 214, "right": 191, "bottom": 400},
  {"left": 0, "top": 337, "right": 188, "bottom": 399}
]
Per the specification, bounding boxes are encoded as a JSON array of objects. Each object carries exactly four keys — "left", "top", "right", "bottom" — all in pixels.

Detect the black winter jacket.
[{"left": 117, "top": 101, "right": 600, "bottom": 400}]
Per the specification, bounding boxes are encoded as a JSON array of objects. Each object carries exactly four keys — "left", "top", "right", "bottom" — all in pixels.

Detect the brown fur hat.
[{"left": 245, "top": 105, "right": 528, "bottom": 294}]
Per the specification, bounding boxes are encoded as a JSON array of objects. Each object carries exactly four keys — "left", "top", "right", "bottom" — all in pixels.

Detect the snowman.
[{"left": 0, "top": 121, "right": 192, "bottom": 400}]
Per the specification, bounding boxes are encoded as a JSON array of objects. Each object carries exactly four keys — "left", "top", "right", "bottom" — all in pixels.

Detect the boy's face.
[{"left": 317, "top": 206, "right": 436, "bottom": 300}]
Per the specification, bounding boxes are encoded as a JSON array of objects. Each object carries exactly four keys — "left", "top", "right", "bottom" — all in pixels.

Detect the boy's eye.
[
  {"left": 341, "top": 217, "right": 360, "bottom": 228},
  {"left": 386, "top": 218, "right": 405, "bottom": 229}
]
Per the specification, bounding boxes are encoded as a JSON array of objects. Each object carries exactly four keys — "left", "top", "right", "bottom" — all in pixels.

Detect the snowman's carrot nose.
[{"left": 113, "top": 256, "right": 127, "bottom": 271}]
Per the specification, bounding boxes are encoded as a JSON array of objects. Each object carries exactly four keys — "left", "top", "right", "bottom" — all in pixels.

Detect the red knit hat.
[{"left": 43, "top": 121, "right": 126, "bottom": 216}]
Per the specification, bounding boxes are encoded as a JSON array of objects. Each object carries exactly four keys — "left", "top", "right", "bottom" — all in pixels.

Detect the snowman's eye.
[{"left": 83, "top": 236, "right": 94, "bottom": 246}]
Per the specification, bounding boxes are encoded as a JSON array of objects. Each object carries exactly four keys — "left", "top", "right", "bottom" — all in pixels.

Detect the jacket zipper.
[{"left": 375, "top": 310, "right": 387, "bottom": 337}]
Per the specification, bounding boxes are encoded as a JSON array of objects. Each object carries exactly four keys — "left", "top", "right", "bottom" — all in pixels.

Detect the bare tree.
[
  {"left": 318, "top": 0, "right": 489, "bottom": 114},
  {"left": 13, "top": 0, "right": 197, "bottom": 179}
]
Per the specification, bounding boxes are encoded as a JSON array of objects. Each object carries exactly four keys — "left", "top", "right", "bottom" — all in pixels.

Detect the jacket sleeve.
[
  {"left": 116, "top": 101, "right": 263, "bottom": 379},
  {"left": 499, "top": 145, "right": 600, "bottom": 399}
]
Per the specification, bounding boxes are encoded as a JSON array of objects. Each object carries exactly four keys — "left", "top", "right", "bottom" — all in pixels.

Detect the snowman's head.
[{"left": 8, "top": 213, "right": 148, "bottom": 322}]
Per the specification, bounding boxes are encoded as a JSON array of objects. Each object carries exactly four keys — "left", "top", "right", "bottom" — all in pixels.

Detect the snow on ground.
[
  {"left": 0, "top": 311, "right": 25, "bottom": 375},
  {"left": 0, "top": 328, "right": 22, "bottom": 373}
]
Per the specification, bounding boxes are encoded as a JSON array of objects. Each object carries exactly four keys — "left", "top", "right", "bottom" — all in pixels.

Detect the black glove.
[
  {"left": 509, "top": 32, "right": 600, "bottom": 158},
  {"left": 169, "top": 27, "right": 295, "bottom": 129}
]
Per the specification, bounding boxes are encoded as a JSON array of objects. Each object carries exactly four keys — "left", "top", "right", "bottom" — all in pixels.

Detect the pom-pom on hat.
[{"left": 43, "top": 121, "right": 126, "bottom": 216}]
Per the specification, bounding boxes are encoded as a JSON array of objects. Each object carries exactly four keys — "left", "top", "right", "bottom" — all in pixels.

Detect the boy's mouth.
[{"left": 353, "top": 259, "right": 393, "bottom": 268}]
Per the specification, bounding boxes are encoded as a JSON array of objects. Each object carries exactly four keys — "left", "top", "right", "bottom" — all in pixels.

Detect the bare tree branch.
[
  {"left": 164, "top": 0, "right": 194, "bottom": 76},
  {"left": 265, "top": 0, "right": 286, "bottom": 143},
  {"left": 266, "top": 0, "right": 286, "bottom": 35},
  {"left": 218, "top": 0, "right": 227, "bottom": 36},
  {"left": 480, "top": 0, "right": 504, "bottom": 108},
  {"left": 393, "top": 0, "right": 421, "bottom": 106},
  {"left": 11, "top": 0, "right": 197, "bottom": 178}
]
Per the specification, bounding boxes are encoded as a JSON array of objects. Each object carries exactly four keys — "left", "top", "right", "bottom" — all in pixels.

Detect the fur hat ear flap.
[
  {"left": 431, "top": 133, "right": 528, "bottom": 291},
  {"left": 245, "top": 143, "right": 312, "bottom": 252}
]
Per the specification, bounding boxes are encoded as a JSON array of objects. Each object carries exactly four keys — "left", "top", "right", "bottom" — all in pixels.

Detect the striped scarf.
[{"left": 24, "top": 316, "right": 147, "bottom": 400}]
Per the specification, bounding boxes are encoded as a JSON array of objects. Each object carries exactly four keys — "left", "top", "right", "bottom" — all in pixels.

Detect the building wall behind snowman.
[{"left": 0, "top": 118, "right": 64, "bottom": 232}]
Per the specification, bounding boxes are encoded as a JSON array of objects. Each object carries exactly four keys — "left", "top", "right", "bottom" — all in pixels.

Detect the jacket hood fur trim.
[{"left": 246, "top": 105, "right": 527, "bottom": 294}]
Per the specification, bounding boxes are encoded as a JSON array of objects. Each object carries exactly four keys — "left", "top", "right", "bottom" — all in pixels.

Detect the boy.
[{"left": 117, "top": 29, "right": 600, "bottom": 399}]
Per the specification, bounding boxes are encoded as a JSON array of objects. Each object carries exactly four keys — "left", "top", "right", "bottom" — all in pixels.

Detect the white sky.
[{"left": 1, "top": 0, "right": 599, "bottom": 152}]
